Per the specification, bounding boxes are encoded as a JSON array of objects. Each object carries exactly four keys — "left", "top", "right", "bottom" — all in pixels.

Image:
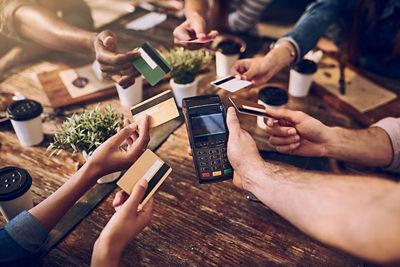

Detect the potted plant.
[
  {"left": 48, "top": 105, "right": 124, "bottom": 183},
  {"left": 164, "top": 47, "right": 211, "bottom": 107}
]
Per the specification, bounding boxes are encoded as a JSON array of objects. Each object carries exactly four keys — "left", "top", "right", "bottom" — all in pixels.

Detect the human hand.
[
  {"left": 92, "top": 179, "right": 153, "bottom": 267},
  {"left": 231, "top": 42, "right": 295, "bottom": 86},
  {"left": 173, "top": 13, "right": 218, "bottom": 49},
  {"left": 87, "top": 116, "right": 150, "bottom": 178},
  {"left": 225, "top": 107, "right": 264, "bottom": 191},
  {"left": 264, "top": 108, "right": 334, "bottom": 157},
  {"left": 94, "top": 30, "right": 140, "bottom": 88}
]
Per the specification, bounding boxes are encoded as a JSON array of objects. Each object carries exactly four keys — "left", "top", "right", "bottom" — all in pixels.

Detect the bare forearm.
[
  {"left": 247, "top": 161, "right": 400, "bottom": 263},
  {"left": 14, "top": 5, "right": 97, "bottom": 54},
  {"left": 185, "top": 0, "right": 209, "bottom": 18},
  {"left": 91, "top": 238, "right": 121, "bottom": 267},
  {"left": 326, "top": 126, "right": 393, "bottom": 167},
  {"left": 29, "top": 162, "right": 98, "bottom": 231}
]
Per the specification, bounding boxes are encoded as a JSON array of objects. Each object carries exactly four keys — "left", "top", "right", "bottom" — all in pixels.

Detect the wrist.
[
  {"left": 269, "top": 41, "right": 296, "bottom": 66},
  {"left": 92, "top": 237, "right": 122, "bottom": 267},
  {"left": 87, "top": 32, "right": 98, "bottom": 56},
  {"left": 324, "top": 126, "right": 345, "bottom": 159}
]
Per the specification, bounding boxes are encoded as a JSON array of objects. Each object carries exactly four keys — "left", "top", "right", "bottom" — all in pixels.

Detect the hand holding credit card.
[
  {"left": 117, "top": 149, "right": 172, "bottom": 207},
  {"left": 180, "top": 35, "right": 216, "bottom": 44},
  {"left": 131, "top": 42, "right": 172, "bottom": 86},
  {"left": 229, "top": 97, "right": 278, "bottom": 122},
  {"left": 211, "top": 76, "right": 252, "bottom": 92},
  {"left": 131, "top": 90, "right": 179, "bottom": 128}
]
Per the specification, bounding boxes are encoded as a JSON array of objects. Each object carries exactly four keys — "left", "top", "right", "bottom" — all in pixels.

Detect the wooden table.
[{"left": 0, "top": 7, "right": 383, "bottom": 266}]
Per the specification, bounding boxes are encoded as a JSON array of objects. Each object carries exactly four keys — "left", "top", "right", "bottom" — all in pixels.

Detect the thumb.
[
  {"left": 226, "top": 107, "right": 241, "bottom": 137},
  {"left": 103, "top": 35, "right": 117, "bottom": 52},
  {"left": 111, "top": 123, "right": 138, "bottom": 145},
  {"left": 264, "top": 108, "right": 300, "bottom": 123},
  {"left": 191, "top": 19, "right": 206, "bottom": 39},
  {"left": 125, "top": 179, "right": 148, "bottom": 210}
]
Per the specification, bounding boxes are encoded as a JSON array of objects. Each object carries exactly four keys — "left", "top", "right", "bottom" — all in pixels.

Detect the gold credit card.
[
  {"left": 117, "top": 149, "right": 172, "bottom": 206},
  {"left": 229, "top": 97, "right": 277, "bottom": 120},
  {"left": 130, "top": 90, "right": 179, "bottom": 128}
]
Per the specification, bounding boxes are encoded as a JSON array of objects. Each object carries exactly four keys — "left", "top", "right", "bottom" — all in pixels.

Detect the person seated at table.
[
  {"left": 232, "top": 0, "right": 400, "bottom": 86},
  {"left": 0, "top": 0, "right": 138, "bottom": 88},
  {"left": 173, "top": 0, "right": 271, "bottom": 48},
  {"left": 222, "top": 106, "right": 400, "bottom": 264},
  {"left": 0, "top": 116, "right": 153, "bottom": 266}
]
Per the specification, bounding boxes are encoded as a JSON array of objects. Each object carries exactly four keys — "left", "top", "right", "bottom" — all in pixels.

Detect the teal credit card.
[{"left": 132, "top": 42, "right": 172, "bottom": 86}]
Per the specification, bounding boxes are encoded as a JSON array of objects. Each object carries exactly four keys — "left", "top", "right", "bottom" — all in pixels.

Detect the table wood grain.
[{"left": 0, "top": 7, "right": 382, "bottom": 266}]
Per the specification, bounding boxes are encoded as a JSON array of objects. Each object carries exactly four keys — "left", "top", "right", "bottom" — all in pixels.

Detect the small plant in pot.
[
  {"left": 164, "top": 47, "right": 211, "bottom": 107},
  {"left": 47, "top": 105, "right": 124, "bottom": 183}
]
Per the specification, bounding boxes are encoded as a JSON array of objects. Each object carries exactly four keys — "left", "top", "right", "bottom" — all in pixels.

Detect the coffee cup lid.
[
  {"left": 217, "top": 40, "right": 241, "bottom": 55},
  {"left": 6, "top": 99, "right": 43, "bottom": 121},
  {"left": 292, "top": 59, "right": 317, "bottom": 74},
  {"left": 258, "top": 86, "right": 288, "bottom": 106},
  {"left": 0, "top": 167, "right": 32, "bottom": 201}
]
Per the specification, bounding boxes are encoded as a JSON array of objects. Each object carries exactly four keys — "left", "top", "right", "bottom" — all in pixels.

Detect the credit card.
[
  {"left": 211, "top": 76, "right": 252, "bottom": 92},
  {"left": 229, "top": 97, "right": 278, "bottom": 121},
  {"left": 180, "top": 35, "right": 216, "bottom": 44},
  {"left": 130, "top": 89, "right": 179, "bottom": 128},
  {"left": 117, "top": 149, "right": 172, "bottom": 207},
  {"left": 131, "top": 42, "right": 172, "bottom": 86}
]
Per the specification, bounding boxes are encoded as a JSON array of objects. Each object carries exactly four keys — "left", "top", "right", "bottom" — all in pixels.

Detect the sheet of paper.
[
  {"left": 59, "top": 65, "right": 114, "bottom": 99},
  {"left": 211, "top": 76, "right": 252, "bottom": 92},
  {"left": 125, "top": 12, "right": 167, "bottom": 31},
  {"left": 313, "top": 57, "right": 397, "bottom": 113}
]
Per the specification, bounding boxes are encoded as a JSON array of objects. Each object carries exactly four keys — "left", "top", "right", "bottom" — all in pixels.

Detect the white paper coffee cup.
[
  {"left": 170, "top": 79, "right": 198, "bottom": 108},
  {"left": 288, "top": 59, "right": 317, "bottom": 97},
  {"left": 215, "top": 51, "right": 239, "bottom": 78},
  {"left": 0, "top": 167, "right": 33, "bottom": 222},
  {"left": 116, "top": 76, "right": 143, "bottom": 107},
  {"left": 7, "top": 99, "right": 43, "bottom": 146},
  {"left": 257, "top": 86, "right": 288, "bottom": 129}
]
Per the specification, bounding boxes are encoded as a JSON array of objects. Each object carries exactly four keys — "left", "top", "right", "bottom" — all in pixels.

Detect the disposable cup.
[
  {"left": 257, "top": 86, "right": 288, "bottom": 129},
  {"left": 215, "top": 51, "right": 239, "bottom": 78},
  {"left": 0, "top": 167, "right": 33, "bottom": 221},
  {"left": 116, "top": 76, "right": 143, "bottom": 107},
  {"left": 7, "top": 99, "right": 43, "bottom": 146},
  {"left": 288, "top": 59, "right": 317, "bottom": 97}
]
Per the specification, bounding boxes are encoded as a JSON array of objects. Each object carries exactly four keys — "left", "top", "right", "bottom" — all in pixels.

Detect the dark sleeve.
[
  {"left": 281, "top": 0, "right": 350, "bottom": 63},
  {"left": 0, "top": 211, "right": 49, "bottom": 264}
]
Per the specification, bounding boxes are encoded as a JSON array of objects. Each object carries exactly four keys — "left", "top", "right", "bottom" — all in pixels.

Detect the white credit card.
[{"left": 211, "top": 76, "right": 252, "bottom": 92}]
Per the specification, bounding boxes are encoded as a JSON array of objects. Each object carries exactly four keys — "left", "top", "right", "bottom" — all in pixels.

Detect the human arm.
[
  {"left": 91, "top": 183, "right": 153, "bottom": 267},
  {"left": 231, "top": 0, "right": 347, "bottom": 85},
  {"left": 263, "top": 108, "right": 394, "bottom": 168},
  {"left": 29, "top": 116, "right": 150, "bottom": 231},
  {"left": 173, "top": 0, "right": 218, "bottom": 48},
  {"left": 228, "top": 0, "right": 270, "bottom": 33},
  {"left": 12, "top": 5, "right": 139, "bottom": 87},
  {"left": 226, "top": 107, "right": 400, "bottom": 264}
]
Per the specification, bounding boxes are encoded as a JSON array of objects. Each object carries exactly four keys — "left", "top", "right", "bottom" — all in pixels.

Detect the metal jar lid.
[
  {"left": 258, "top": 86, "right": 288, "bottom": 106},
  {"left": 6, "top": 99, "right": 43, "bottom": 121},
  {"left": 292, "top": 59, "right": 317, "bottom": 74},
  {"left": 0, "top": 167, "right": 32, "bottom": 201}
]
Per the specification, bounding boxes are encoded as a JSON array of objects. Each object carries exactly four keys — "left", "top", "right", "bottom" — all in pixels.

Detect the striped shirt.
[{"left": 228, "top": 0, "right": 271, "bottom": 33}]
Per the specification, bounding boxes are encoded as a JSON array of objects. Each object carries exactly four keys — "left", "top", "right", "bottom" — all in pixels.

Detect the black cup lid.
[
  {"left": 217, "top": 40, "right": 241, "bottom": 55},
  {"left": 258, "top": 86, "right": 288, "bottom": 106},
  {"left": 6, "top": 99, "right": 43, "bottom": 121},
  {"left": 292, "top": 59, "right": 317, "bottom": 74},
  {"left": 0, "top": 167, "right": 32, "bottom": 201}
]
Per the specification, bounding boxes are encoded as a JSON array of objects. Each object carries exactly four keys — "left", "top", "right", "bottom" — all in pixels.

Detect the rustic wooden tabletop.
[{"left": 0, "top": 7, "right": 385, "bottom": 267}]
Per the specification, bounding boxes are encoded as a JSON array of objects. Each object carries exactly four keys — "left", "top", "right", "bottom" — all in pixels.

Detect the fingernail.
[
  {"left": 288, "top": 128, "right": 297, "bottom": 135},
  {"left": 115, "top": 205, "right": 121, "bottom": 211},
  {"left": 294, "top": 135, "right": 300, "bottom": 141},
  {"left": 129, "top": 123, "right": 136, "bottom": 129},
  {"left": 138, "top": 178, "right": 148, "bottom": 188}
]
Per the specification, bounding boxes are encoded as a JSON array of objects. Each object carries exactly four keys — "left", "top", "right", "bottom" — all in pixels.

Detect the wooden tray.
[
  {"left": 312, "top": 57, "right": 400, "bottom": 126},
  {"left": 37, "top": 66, "right": 117, "bottom": 108}
]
